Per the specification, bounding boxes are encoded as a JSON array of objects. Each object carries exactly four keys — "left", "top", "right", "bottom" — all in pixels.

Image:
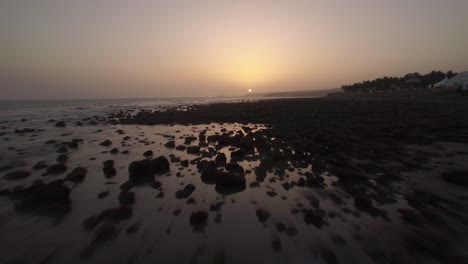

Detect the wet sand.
[{"left": 1, "top": 93, "right": 468, "bottom": 263}]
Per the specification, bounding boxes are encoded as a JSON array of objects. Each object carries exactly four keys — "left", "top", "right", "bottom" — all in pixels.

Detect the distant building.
[{"left": 434, "top": 72, "right": 468, "bottom": 90}]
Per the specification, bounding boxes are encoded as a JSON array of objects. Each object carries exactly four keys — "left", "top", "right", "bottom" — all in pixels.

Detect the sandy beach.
[{"left": 0, "top": 93, "right": 467, "bottom": 263}]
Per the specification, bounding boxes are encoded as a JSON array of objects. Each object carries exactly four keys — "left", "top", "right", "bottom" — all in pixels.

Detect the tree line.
[{"left": 342, "top": 70, "right": 457, "bottom": 92}]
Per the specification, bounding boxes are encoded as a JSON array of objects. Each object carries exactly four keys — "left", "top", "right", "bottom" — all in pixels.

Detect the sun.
[{"left": 248, "top": 89, "right": 252, "bottom": 93}]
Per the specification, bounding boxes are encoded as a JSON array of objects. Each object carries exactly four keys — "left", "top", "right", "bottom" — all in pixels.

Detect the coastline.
[{"left": 0, "top": 93, "right": 467, "bottom": 263}]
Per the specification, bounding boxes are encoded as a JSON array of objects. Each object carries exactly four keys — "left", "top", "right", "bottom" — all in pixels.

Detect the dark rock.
[
  {"left": 65, "top": 167, "right": 87, "bottom": 182},
  {"left": 4, "top": 170, "right": 31, "bottom": 180},
  {"left": 215, "top": 153, "right": 227, "bottom": 167},
  {"left": 98, "top": 191, "right": 109, "bottom": 199},
  {"left": 121, "top": 150, "right": 129, "bottom": 154},
  {"left": 119, "top": 191, "right": 135, "bottom": 205},
  {"left": 94, "top": 222, "right": 118, "bottom": 242},
  {"left": 272, "top": 238, "right": 282, "bottom": 252},
  {"left": 143, "top": 150, "right": 153, "bottom": 157},
  {"left": 99, "top": 140, "right": 112, "bottom": 147},
  {"left": 103, "top": 160, "right": 114, "bottom": 167},
  {"left": 33, "top": 161, "right": 48, "bottom": 170},
  {"left": 230, "top": 149, "right": 245, "bottom": 161},
  {"left": 186, "top": 146, "right": 201, "bottom": 155},
  {"left": 103, "top": 165, "right": 117, "bottom": 178},
  {"left": 441, "top": 170, "right": 468, "bottom": 187},
  {"left": 46, "top": 164, "right": 68, "bottom": 175},
  {"left": 184, "top": 136, "right": 197, "bottom": 145},
  {"left": 354, "top": 192, "right": 373, "bottom": 210},
  {"left": 256, "top": 209, "right": 271, "bottom": 222},
  {"left": 56, "top": 154, "right": 68, "bottom": 163},
  {"left": 225, "top": 162, "right": 244, "bottom": 175},
  {"left": 175, "top": 184, "right": 195, "bottom": 199},
  {"left": 180, "top": 160, "right": 189, "bottom": 167},
  {"left": 150, "top": 180, "right": 162, "bottom": 189},
  {"left": 215, "top": 171, "right": 246, "bottom": 195},
  {"left": 190, "top": 211, "right": 208, "bottom": 231},
  {"left": 176, "top": 145, "right": 186, "bottom": 151},
  {"left": 304, "top": 209, "right": 325, "bottom": 228},
  {"left": 276, "top": 222, "right": 286, "bottom": 232},
  {"left": 110, "top": 148, "right": 119, "bottom": 154},
  {"left": 55, "top": 121, "right": 66, "bottom": 128},
  {"left": 128, "top": 156, "right": 170, "bottom": 179},
  {"left": 164, "top": 141, "right": 175, "bottom": 148},
  {"left": 14, "top": 128, "right": 35, "bottom": 134},
  {"left": 56, "top": 146, "right": 68, "bottom": 154}
]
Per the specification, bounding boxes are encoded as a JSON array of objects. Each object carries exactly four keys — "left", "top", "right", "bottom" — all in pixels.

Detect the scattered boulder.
[
  {"left": 230, "top": 149, "right": 245, "bottom": 161},
  {"left": 4, "top": 170, "right": 31, "bottom": 180},
  {"left": 190, "top": 211, "right": 208, "bottom": 231},
  {"left": 176, "top": 145, "right": 186, "bottom": 151},
  {"left": 175, "top": 184, "right": 196, "bottom": 199},
  {"left": 65, "top": 167, "right": 87, "bottom": 182},
  {"left": 128, "top": 156, "right": 170, "bottom": 179},
  {"left": 110, "top": 148, "right": 119, "bottom": 154},
  {"left": 164, "top": 141, "right": 175, "bottom": 148},
  {"left": 186, "top": 146, "right": 201, "bottom": 155},
  {"left": 119, "top": 191, "right": 135, "bottom": 205},
  {"left": 215, "top": 153, "right": 227, "bottom": 167},
  {"left": 184, "top": 136, "right": 197, "bottom": 145},
  {"left": 441, "top": 170, "right": 468, "bottom": 187},
  {"left": 99, "top": 140, "right": 112, "bottom": 147},
  {"left": 94, "top": 222, "right": 118, "bottom": 242},
  {"left": 57, "top": 154, "right": 68, "bottom": 163},
  {"left": 143, "top": 150, "right": 153, "bottom": 157},
  {"left": 33, "top": 161, "right": 48, "bottom": 170},
  {"left": 103, "top": 160, "right": 117, "bottom": 178},
  {"left": 303, "top": 209, "right": 325, "bottom": 228},
  {"left": 256, "top": 209, "right": 271, "bottom": 222},
  {"left": 55, "top": 121, "right": 66, "bottom": 128},
  {"left": 215, "top": 171, "right": 246, "bottom": 195},
  {"left": 46, "top": 163, "right": 68, "bottom": 175}
]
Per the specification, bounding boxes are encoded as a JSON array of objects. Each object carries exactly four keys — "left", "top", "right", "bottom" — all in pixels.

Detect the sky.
[{"left": 1, "top": 0, "right": 467, "bottom": 99}]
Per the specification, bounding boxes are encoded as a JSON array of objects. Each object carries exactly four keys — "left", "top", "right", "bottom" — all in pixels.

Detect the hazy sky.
[{"left": 1, "top": 0, "right": 467, "bottom": 99}]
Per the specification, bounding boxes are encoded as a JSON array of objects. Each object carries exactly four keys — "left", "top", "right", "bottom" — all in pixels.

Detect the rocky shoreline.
[{"left": 1, "top": 94, "right": 468, "bottom": 263}]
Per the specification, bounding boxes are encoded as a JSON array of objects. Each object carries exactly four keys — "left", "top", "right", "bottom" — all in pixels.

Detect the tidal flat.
[{"left": 1, "top": 94, "right": 468, "bottom": 263}]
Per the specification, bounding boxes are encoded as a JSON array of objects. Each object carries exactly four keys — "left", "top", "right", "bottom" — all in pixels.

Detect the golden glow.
[{"left": 248, "top": 89, "right": 252, "bottom": 93}]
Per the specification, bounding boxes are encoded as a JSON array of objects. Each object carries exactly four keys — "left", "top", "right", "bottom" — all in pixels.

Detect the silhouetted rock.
[
  {"left": 103, "top": 160, "right": 117, "bottom": 178},
  {"left": 164, "top": 141, "right": 175, "bottom": 148},
  {"left": 190, "top": 211, "right": 208, "bottom": 231},
  {"left": 65, "top": 167, "right": 87, "bottom": 182},
  {"left": 4, "top": 170, "right": 31, "bottom": 180},
  {"left": 33, "top": 161, "right": 48, "bottom": 170},
  {"left": 176, "top": 145, "right": 186, "bottom": 151},
  {"left": 175, "top": 184, "right": 195, "bottom": 199},
  {"left": 110, "top": 148, "right": 119, "bottom": 154},
  {"left": 119, "top": 191, "right": 135, "bottom": 205},
  {"left": 94, "top": 222, "right": 118, "bottom": 242},
  {"left": 184, "top": 136, "right": 197, "bottom": 145},
  {"left": 215, "top": 153, "right": 227, "bottom": 167},
  {"left": 46, "top": 164, "right": 68, "bottom": 175},
  {"left": 151, "top": 180, "right": 162, "bottom": 189},
  {"left": 55, "top": 121, "right": 66, "bottom": 128},
  {"left": 100, "top": 140, "right": 112, "bottom": 147},
  {"left": 441, "top": 170, "right": 468, "bottom": 187},
  {"left": 303, "top": 209, "right": 325, "bottom": 228},
  {"left": 128, "top": 156, "right": 170, "bottom": 179},
  {"left": 143, "top": 150, "right": 153, "bottom": 157},
  {"left": 230, "top": 149, "right": 245, "bottom": 161},
  {"left": 56, "top": 146, "right": 68, "bottom": 154},
  {"left": 256, "top": 209, "right": 271, "bottom": 222},
  {"left": 187, "top": 146, "right": 201, "bottom": 155},
  {"left": 56, "top": 154, "right": 68, "bottom": 163},
  {"left": 215, "top": 171, "right": 246, "bottom": 195},
  {"left": 98, "top": 191, "right": 109, "bottom": 199}
]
